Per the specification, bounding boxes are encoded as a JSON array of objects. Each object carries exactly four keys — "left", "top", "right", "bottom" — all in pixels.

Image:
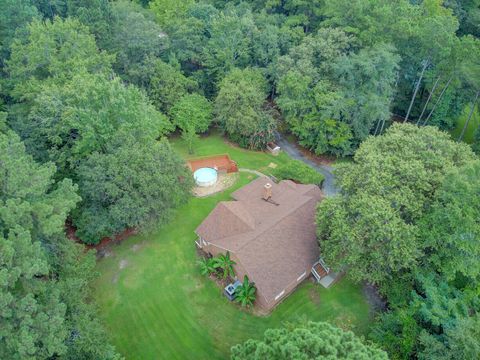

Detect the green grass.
[
  {"left": 170, "top": 130, "right": 292, "bottom": 174},
  {"left": 93, "top": 134, "right": 372, "bottom": 359},
  {"left": 451, "top": 104, "right": 479, "bottom": 143}
]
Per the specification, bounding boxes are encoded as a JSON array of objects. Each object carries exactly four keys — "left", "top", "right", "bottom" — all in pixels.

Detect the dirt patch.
[
  {"left": 131, "top": 242, "right": 145, "bottom": 252},
  {"left": 268, "top": 162, "right": 277, "bottom": 168},
  {"left": 119, "top": 259, "right": 129, "bottom": 270},
  {"left": 308, "top": 284, "right": 321, "bottom": 306},
  {"left": 363, "top": 282, "right": 387, "bottom": 314},
  {"left": 112, "top": 274, "right": 119, "bottom": 284}
]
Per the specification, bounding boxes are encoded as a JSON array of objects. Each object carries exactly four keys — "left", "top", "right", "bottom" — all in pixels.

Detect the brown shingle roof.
[{"left": 195, "top": 177, "right": 323, "bottom": 305}]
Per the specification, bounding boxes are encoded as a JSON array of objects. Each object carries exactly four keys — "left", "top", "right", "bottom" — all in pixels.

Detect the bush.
[{"left": 272, "top": 160, "right": 324, "bottom": 185}]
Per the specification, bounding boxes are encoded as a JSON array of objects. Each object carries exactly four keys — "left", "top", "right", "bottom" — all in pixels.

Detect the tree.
[
  {"left": 275, "top": 28, "right": 354, "bottom": 155},
  {"left": 127, "top": 57, "right": 197, "bottom": 114},
  {"left": 214, "top": 251, "right": 236, "bottom": 279},
  {"left": 0, "top": 130, "right": 120, "bottom": 359},
  {"left": 371, "top": 272, "right": 479, "bottom": 360},
  {"left": 170, "top": 94, "right": 213, "bottom": 153},
  {"left": 201, "top": 7, "right": 256, "bottom": 86},
  {"left": 150, "top": 0, "right": 195, "bottom": 28},
  {"left": 316, "top": 124, "right": 475, "bottom": 285},
  {"left": 231, "top": 321, "right": 388, "bottom": 359},
  {"left": 105, "top": 0, "right": 168, "bottom": 77},
  {"left": 73, "top": 137, "right": 193, "bottom": 244},
  {"left": 215, "top": 68, "right": 275, "bottom": 149},
  {"left": 419, "top": 160, "right": 480, "bottom": 281},
  {"left": 5, "top": 17, "right": 113, "bottom": 102},
  {"left": 234, "top": 275, "right": 256, "bottom": 308},
  {"left": 333, "top": 43, "right": 400, "bottom": 141},
  {"left": 64, "top": 0, "right": 114, "bottom": 49},
  {"left": 0, "top": 0, "right": 39, "bottom": 66}
]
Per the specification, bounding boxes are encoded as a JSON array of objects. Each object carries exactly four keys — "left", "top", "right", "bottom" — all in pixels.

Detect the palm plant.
[
  {"left": 235, "top": 275, "right": 256, "bottom": 307},
  {"left": 214, "top": 251, "right": 236, "bottom": 279},
  {"left": 198, "top": 257, "right": 218, "bottom": 276}
]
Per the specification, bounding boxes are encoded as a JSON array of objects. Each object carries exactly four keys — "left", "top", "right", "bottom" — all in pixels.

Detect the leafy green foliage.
[
  {"left": 215, "top": 68, "right": 275, "bottom": 149},
  {"left": 0, "top": 130, "right": 119, "bottom": 359},
  {"left": 371, "top": 272, "right": 480, "bottom": 360},
  {"left": 5, "top": 17, "right": 113, "bottom": 102},
  {"left": 235, "top": 275, "right": 256, "bottom": 308},
  {"left": 198, "top": 257, "right": 218, "bottom": 276},
  {"left": 272, "top": 160, "right": 324, "bottom": 185},
  {"left": 231, "top": 321, "right": 388, "bottom": 359},
  {"left": 316, "top": 124, "right": 475, "bottom": 285},
  {"left": 127, "top": 57, "right": 197, "bottom": 114},
  {"left": 171, "top": 94, "right": 213, "bottom": 153},
  {"left": 150, "top": 0, "right": 195, "bottom": 27},
  {"left": 73, "top": 137, "right": 193, "bottom": 244},
  {"left": 277, "top": 29, "right": 399, "bottom": 155},
  {"left": 25, "top": 73, "right": 171, "bottom": 174},
  {"left": 419, "top": 160, "right": 480, "bottom": 281},
  {"left": 214, "top": 251, "right": 236, "bottom": 280},
  {"left": 106, "top": 0, "right": 168, "bottom": 76},
  {"left": 0, "top": 0, "right": 39, "bottom": 66}
]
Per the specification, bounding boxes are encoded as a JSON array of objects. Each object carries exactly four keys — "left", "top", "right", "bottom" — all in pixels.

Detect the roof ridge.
[
  {"left": 221, "top": 201, "right": 255, "bottom": 230},
  {"left": 235, "top": 193, "right": 315, "bottom": 252}
]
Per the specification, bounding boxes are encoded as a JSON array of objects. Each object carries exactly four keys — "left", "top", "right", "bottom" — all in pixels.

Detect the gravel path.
[{"left": 274, "top": 132, "right": 339, "bottom": 196}]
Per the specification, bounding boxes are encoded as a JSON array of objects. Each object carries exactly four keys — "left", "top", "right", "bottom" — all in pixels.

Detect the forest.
[{"left": 0, "top": 0, "right": 479, "bottom": 359}]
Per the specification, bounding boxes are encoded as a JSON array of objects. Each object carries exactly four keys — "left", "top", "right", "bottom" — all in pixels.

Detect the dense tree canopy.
[
  {"left": 5, "top": 17, "right": 113, "bottom": 102},
  {"left": 317, "top": 123, "right": 475, "bottom": 284},
  {"left": 215, "top": 68, "right": 275, "bottom": 149},
  {"left": 231, "top": 321, "right": 388, "bottom": 359},
  {"left": 0, "top": 130, "right": 119, "bottom": 359},
  {"left": 419, "top": 160, "right": 480, "bottom": 281},
  {"left": 25, "top": 73, "right": 170, "bottom": 172},
  {"left": 73, "top": 137, "right": 193, "bottom": 243}
]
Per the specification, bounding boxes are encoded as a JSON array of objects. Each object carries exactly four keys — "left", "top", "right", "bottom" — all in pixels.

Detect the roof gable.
[{"left": 196, "top": 201, "right": 255, "bottom": 241}]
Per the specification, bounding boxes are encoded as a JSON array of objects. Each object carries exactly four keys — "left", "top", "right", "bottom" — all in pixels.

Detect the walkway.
[
  {"left": 238, "top": 168, "right": 267, "bottom": 177},
  {"left": 274, "top": 132, "right": 339, "bottom": 196}
]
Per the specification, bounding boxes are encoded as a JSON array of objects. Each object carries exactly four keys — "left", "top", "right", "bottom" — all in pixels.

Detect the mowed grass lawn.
[{"left": 93, "top": 133, "right": 372, "bottom": 359}]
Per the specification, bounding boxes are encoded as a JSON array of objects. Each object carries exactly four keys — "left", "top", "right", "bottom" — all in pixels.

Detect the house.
[{"left": 195, "top": 176, "right": 324, "bottom": 311}]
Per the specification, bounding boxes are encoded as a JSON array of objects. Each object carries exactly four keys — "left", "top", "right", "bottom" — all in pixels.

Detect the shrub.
[{"left": 272, "top": 160, "right": 324, "bottom": 185}]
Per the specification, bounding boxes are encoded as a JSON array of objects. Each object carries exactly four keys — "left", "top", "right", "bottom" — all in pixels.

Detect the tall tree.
[
  {"left": 215, "top": 68, "right": 275, "bottom": 149},
  {"left": 170, "top": 93, "right": 213, "bottom": 154},
  {"left": 419, "top": 160, "right": 480, "bottom": 281},
  {"left": 316, "top": 123, "right": 475, "bottom": 285}
]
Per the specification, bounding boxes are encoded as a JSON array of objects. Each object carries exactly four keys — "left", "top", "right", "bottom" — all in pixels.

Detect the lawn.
[
  {"left": 93, "top": 134, "right": 372, "bottom": 359},
  {"left": 451, "top": 104, "right": 479, "bottom": 143},
  {"left": 170, "top": 130, "right": 293, "bottom": 174}
]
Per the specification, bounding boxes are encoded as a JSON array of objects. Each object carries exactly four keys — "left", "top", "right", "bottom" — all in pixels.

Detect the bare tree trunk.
[
  {"left": 422, "top": 76, "right": 453, "bottom": 126},
  {"left": 404, "top": 60, "right": 429, "bottom": 123},
  {"left": 458, "top": 90, "right": 480, "bottom": 142},
  {"left": 416, "top": 76, "right": 440, "bottom": 125}
]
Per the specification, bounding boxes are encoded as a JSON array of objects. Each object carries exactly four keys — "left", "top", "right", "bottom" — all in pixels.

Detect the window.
[
  {"left": 275, "top": 290, "right": 285, "bottom": 301},
  {"left": 297, "top": 271, "right": 306, "bottom": 282}
]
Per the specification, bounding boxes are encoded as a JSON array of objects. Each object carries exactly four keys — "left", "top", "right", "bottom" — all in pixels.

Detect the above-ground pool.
[{"left": 194, "top": 167, "right": 218, "bottom": 187}]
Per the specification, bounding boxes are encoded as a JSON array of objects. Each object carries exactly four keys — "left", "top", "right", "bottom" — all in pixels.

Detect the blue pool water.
[{"left": 193, "top": 167, "right": 218, "bottom": 187}]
